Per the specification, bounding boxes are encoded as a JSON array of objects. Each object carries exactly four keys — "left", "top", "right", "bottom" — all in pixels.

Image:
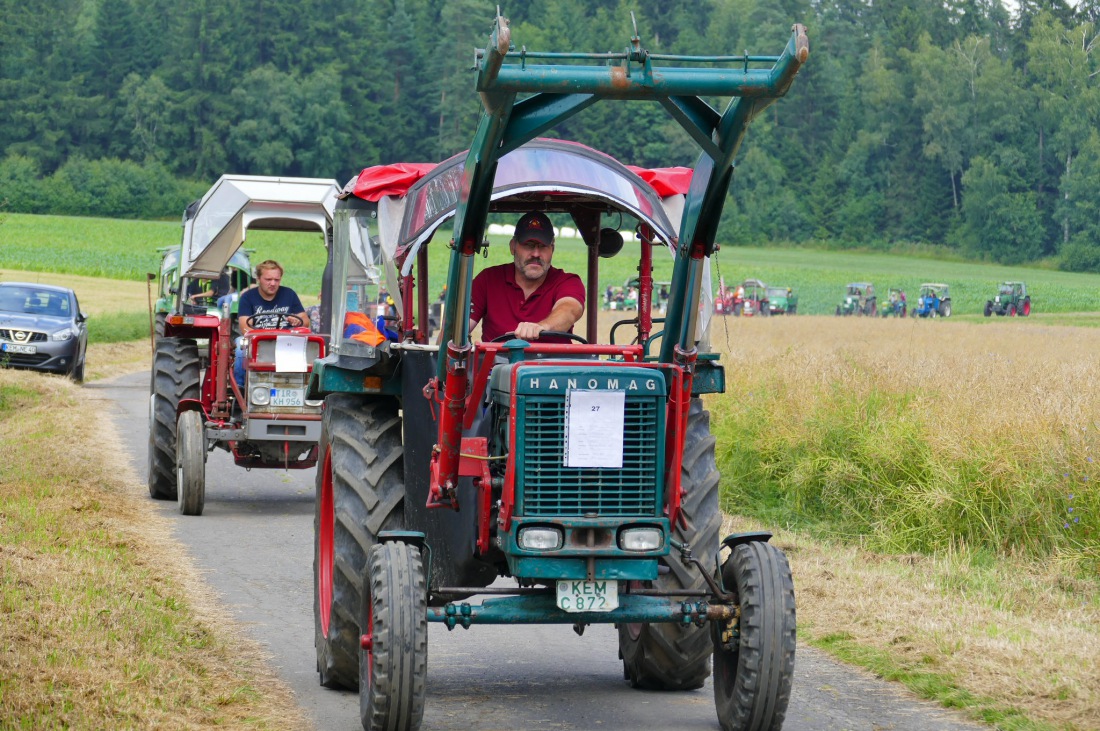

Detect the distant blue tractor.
[{"left": 912, "top": 283, "right": 952, "bottom": 318}]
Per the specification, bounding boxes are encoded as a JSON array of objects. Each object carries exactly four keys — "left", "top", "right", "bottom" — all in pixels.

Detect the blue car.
[{"left": 0, "top": 282, "right": 89, "bottom": 381}]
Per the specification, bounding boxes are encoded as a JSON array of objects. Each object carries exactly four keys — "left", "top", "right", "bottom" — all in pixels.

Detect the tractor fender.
[
  {"left": 378, "top": 530, "right": 428, "bottom": 550},
  {"left": 720, "top": 531, "right": 773, "bottom": 550},
  {"left": 176, "top": 398, "right": 208, "bottom": 420}
]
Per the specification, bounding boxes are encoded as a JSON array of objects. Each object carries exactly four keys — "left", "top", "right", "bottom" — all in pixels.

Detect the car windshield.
[{"left": 0, "top": 287, "right": 71, "bottom": 317}]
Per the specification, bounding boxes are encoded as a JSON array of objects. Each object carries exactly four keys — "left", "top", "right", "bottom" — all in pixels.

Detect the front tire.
[
  {"left": 148, "top": 338, "right": 200, "bottom": 500},
  {"left": 984, "top": 302, "right": 993, "bottom": 317},
  {"left": 360, "top": 541, "right": 428, "bottom": 731},
  {"left": 176, "top": 410, "right": 206, "bottom": 516},
  {"left": 713, "top": 541, "right": 797, "bottom": 731},
  {"left": 619, "top": 398, "right": 720, "bottom": 690},
  {"left": 315, "top": 395, "right": 405, "bottom": 690}
]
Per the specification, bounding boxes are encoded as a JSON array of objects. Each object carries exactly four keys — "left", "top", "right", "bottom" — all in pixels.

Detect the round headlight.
[{"left": 251, "top": 386, "right": 271, "bottom": 405}]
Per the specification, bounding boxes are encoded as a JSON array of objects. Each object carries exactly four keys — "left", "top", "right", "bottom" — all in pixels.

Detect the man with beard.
[{"left": 469, "top": 212, "right": 585, "bottom": 343}]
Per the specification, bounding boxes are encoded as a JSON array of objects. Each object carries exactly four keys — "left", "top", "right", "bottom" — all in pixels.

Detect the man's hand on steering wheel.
[
  {"left": 489, "top": 329, "right": 587, "bottom": 344},
  {"left": 244, "top": 313, "right": 306, "bottom": 331}
]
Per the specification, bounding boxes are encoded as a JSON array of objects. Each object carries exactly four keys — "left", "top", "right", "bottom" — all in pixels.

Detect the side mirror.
[
  {"left": 77, "top": 312, "right": 88, "bottom": 323},
  {"left": 169, "top": 285, "right": 178, "bottom": 295}
]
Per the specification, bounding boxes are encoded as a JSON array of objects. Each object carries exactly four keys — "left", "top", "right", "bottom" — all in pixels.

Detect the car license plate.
[
  {"left": 270, "top": 388, "right": 304, "bottom": 407},
  {"left": 556, "top": 580, "right": 618, "bottom": 613},
  {"left": 1, "top": 343, "right": 36, "bottom": 355}
]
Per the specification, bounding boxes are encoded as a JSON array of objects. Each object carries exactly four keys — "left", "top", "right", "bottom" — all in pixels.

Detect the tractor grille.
[{"left": 519, "top": 395, "right": 661, "bottom": 517}]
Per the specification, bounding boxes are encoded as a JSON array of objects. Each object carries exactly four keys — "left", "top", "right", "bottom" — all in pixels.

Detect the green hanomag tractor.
[
  {"left": 309, "top": 12, "right": 807, "bottom": 731},
  {"left": 836, "top": 282, "right": 876, "bottom": 316},
  {"left": 984, "top": 281, "right": 1031, "bottom": 317}
]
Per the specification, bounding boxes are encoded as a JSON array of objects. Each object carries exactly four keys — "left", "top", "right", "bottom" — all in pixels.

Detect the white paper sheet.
[
  {"left": 565, "top": 389, "right": 625, "bottom": 468},
  {"left": 274, "top": 335, "right": 309, "bottom": 372}
]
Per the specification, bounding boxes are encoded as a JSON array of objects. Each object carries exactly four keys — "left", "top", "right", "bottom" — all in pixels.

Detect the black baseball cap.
[{"left": 514, "top": 212, "right": 554, "bottom": 247}]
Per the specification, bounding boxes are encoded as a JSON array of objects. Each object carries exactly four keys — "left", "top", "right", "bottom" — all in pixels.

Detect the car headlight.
[
  {"left": 51, "top": 327, "right": 75, "bottom": 341},
  {"left": 251, "top": 386, "right": 271, "bottom": 405},
  {"left": 619, "top": 527, "right": 663, "bottom": 552},
  {"left": 518, "top": 527, "right": 563, "bottom": 551}
]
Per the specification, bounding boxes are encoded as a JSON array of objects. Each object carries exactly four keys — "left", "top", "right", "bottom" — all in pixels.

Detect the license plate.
[
  {"left": 555, "top": 580, "right": 619, "bottom": 613},
  {"left": 1, "top": 343, "right": 36, "bottom": 355},
  {"left": 270, "top": 388, "right": 304, "bottom": 407}
]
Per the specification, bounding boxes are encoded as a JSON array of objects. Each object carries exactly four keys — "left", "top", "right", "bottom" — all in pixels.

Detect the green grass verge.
[
  {"left": 86, "top": 310, "right": 154, "bottom": 345},
  {"left": 810, "top": 632, "right": 1052, "bottom": 731}
]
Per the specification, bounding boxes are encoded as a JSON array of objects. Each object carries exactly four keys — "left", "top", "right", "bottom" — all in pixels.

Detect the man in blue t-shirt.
[{"left": 234, "top": 259, "right": 308, "bottom": 385}]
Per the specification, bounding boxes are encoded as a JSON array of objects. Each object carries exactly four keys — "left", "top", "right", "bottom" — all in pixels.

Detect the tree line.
[{"left": 1, "top": 0, "right": 1098, "bottom": 269}]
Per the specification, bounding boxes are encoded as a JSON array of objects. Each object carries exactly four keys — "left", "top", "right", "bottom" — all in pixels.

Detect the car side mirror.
[{"left": 77, "top": 312, "right": 88, "bottom": 323}]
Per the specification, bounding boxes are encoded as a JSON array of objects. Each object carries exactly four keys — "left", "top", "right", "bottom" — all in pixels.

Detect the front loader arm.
[{"left": 430, "top": 11, "right": 808, "bottom": 509}]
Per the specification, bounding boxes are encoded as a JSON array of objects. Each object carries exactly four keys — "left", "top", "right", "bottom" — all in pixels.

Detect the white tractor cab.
[{"left": 148, "top": 174, "right": 342, "bottom": 516}]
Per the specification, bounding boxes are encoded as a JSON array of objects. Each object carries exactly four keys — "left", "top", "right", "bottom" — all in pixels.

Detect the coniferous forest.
[{"left": 1, "top": 0, "right": 1098, "bottom": 269}]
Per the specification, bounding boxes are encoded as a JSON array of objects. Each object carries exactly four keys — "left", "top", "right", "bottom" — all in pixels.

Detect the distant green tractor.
[
  {"left": 880, "top": 287, "right": 907, "bottom": 318},
  {"left": 152, "top": 245, "right": 253, "bottom": 338},
  {"left": 836, "top": 282, "right": 876, "bottom": 316},
  {"left": 984, "top": 281, "right": 1031, "bottom": 317},
  {"left": 765, "top": 285, "right": 797, "bottom": 315}
]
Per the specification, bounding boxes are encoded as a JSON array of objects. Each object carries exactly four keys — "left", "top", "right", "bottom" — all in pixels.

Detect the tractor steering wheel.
[
  {"left": 244, "top": 313, "right": 306, "bottom": 331},
  {"left": 489, "top": 330, "right": 588, "bottom": 344}
]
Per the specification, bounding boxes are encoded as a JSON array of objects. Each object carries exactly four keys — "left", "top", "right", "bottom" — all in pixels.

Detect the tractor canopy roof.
[
  {"left": 344, "top": 139, "right": 687, "bottom": 277},
  {"left": 159, "top": 245, "right": 251, "bottom": 277},
  {"left": 740, "top": 278, "right": 767, "bottom": 290},
  {"left": 179, "top": 175, "right": 342, "bottom": 280},
  {"left": 846, "top": 282, "right": 873, "bottom": 291}
]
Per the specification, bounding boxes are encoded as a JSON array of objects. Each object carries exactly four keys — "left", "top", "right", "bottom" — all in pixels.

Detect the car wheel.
[{"left": 69, "top": 355, "right": 86, "bottom": 384}]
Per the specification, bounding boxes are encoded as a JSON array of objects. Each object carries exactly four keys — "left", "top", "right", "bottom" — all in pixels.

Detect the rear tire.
[
  {"left": 619, "top": 398, "right": 720, "bottom": 690},
  {"left": 1009, "top": 304, "right": 1017, "bottom": 317},
  {"left": 176, "top": 409, "right": 206, "bottom": 516},
  {"left": 1022, "top": 298, "right": 1031, "bottom": 316},
  {"left": 713, "top": 541, "right": 797, "bottom": 731},
  {"left": 360, "top": 541, "right": 428, "bottom": 731},
  {"left": 939, "top": 301, "right": 951, "bottom": 318},
  {"left": 315, "top": 395, "right": 405, "bottom": 690},
  {"left": 154, "top": 312, "right": 166, "bottom": 340},
  {"left": 148, "top": 338, "right": 200, "bottom": 500}
]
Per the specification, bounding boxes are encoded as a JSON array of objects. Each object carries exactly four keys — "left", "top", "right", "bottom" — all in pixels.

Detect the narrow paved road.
[{"left": 97, "top": 371, "right": 988, "bottom": 731}]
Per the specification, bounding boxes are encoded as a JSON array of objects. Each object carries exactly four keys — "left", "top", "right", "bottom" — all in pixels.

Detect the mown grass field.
[{"left": 5, "top": 212, "right": 1100, "bottom": 319}]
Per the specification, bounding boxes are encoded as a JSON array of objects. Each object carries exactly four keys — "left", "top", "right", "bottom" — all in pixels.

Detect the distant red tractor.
[{"left": 147, "top": 175, "right": 341, "bottom": 516}]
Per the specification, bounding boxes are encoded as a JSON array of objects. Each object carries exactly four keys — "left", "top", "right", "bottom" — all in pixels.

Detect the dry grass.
[
  {"left": 724, "top": 513, "right": 1099, "bottom": 730},
  {"left": 0, "top": 369, "right": 309, "bottom": 729},
  {"left": 707, "top": 315, "right": 1100, "bottom": 730}
]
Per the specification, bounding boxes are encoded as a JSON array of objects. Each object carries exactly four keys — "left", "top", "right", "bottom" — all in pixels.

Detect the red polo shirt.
[{"left": 471, "top": 263, "right": 585, "bottom": 342}]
